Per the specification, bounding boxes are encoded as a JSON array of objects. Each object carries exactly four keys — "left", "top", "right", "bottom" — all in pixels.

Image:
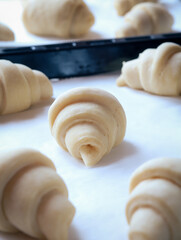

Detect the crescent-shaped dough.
[
  {"left": 0, "top": 60, "right": 53, "bottom": 115},
  {"left": 126, "top": 157, "right": 181, "bottom": 240},
  {"left": 116, "top": 3, "right": 173, "bottom": 38},
  {"left": 22, "top": 0, "right": 95, "bottom": 38},
  {"left": 116, "top": 42, "right": 181, "bottom": 96},
  {"left": 114, "top": 0, "right": 158, "bottom": 16},
  {"left": 48, "top": 87, "right": 126, "bottom": 166},
  {"left": 0, "top": 23, "right": 14, "bottom": 41},
  {"left": 0, "top": 148, "right": 75, "bottom": 240}
]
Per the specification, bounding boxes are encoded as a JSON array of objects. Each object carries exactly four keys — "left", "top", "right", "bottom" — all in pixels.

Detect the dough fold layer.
[
  {"left": 22, "top": 0, "right": 95, "bottom": 38},
  {"left": 0, "top": 23, "right": 14, "bottom": 41},
  {"left": 126, "top": 157, "right": 181, "bottom": 240},
  {"left": 48, "top": 87, "right": 126, "bottom": 166},
  {"left": 117, "top": 42, "right": 181, "bottom": 96},
  {"left": 0, "top": 60, "right": 53, "bottom": 115},
  {"left": 114, "top": 0, "right": 158, "bottom": 16},
  {"left": 116, "top": 3, "right": 173, "bottom": 38},
  {"left": 0, "top": 148, "right": 75, "bottom": 240}
]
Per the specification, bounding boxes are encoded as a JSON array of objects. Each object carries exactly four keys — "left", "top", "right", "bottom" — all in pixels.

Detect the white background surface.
[{"left": 0, "top": 1, "right": 181, "bottom": 240}]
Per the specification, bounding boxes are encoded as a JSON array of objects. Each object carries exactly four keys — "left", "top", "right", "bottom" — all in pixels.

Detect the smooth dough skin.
[
  {"left": 117, "top": 42, "right": 181, "bottom": 96},
  {"left": 0, "top": 148, "right": 75, "bottom": 240},
  {"left": 22, "top": 0, "right": 95, "bottom": 38},
  {"left": 48, "top": 87, "right": 126, "bottom": 167},
  {"left": 114, "top": 0, "right": 158, "bottom": 16},
  {"left": 0, "top": 23, "right": 14, "bottom": 41},
  {"left": 115, "top": 3, "right": 173, "bottom": 38},
  {"left": 126, "top": 157, "right": 181, "bottom": 240},
  {"left": 0, "top": 60, "right": 53, "bottom": 115}
]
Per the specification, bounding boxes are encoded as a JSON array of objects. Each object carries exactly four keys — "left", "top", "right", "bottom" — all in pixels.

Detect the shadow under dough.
[
  {"left": 0, "top": 232, "right": 36, "bottom": 240},
  {"left": 97, "top": 140, "right": 138, "bottom": 167},
  {"left": 68, "top": 224, "right": 82, "bottom": 240},
  {"left": 0, "top": 97, "right": 55, "bottom": 124}
]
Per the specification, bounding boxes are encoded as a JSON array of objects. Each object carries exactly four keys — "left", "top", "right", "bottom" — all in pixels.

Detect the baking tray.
[{"left": 0, "top": 32, "right": 181, "bottom": 79}]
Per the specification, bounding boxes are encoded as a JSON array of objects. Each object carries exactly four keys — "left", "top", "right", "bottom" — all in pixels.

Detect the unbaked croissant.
[
  {"left": 48, "top": 87, "right": 126, "bottom": 167},
  {"left": 126, "top": 157, "right": 181, "bottom": 240},
  {"left": 115, "top": 3, "right": 173, "bottom": 38},
  {"left": 0, "top": 23, "right": 15, "bottom": 41},
  {"left": 22, "top": 0, "right": 95, "bottom": 38},
  {"left": 117, "top": 42, "right": 181, "bottom": 96},
  {"left": 0, "top": 148, "right": 75, "bottom": 240},
  {"left": 114, "top": 0, "right": 158, "bottom": 16},
  {"left": 0, "top": 60, "right": 53, "bottom": 115}
]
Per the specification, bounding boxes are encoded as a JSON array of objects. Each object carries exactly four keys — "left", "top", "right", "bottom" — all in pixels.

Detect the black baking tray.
[{"left": 0, "top": 32, "right": 181, "bottom": 79}]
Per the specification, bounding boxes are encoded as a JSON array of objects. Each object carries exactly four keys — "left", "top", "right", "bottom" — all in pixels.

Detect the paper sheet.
[{"left": 0, "top": 1, "right": 181, "bottom": 240}]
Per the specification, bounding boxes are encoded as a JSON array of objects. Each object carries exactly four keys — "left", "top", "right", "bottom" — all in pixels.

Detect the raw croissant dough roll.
[
  {"left": 48, "top": 87, "right": 126, "bottom": 167},
  {"left": 0, "top": 23, "right": 14, "bottom": 41},
  {"left": 0, "top": 148, "right": 75, "bottom": 240},
  {"left": 126, "top": 157, "right": 181, "bottom": 240},
  {"left": 0, "top": 60, "right": 53, "bottom": 115},
  {"left": 116, "top": 3, "right": 173, "bottom": 38},
  {"left": 114, "top": 0, "right": 158, "bottom": 16},
  {"left": 117, "top": 42, "right": 181, "bottom": 96},
  {"left": 22, "top": 0, "right": 95, "bottom": 38}
]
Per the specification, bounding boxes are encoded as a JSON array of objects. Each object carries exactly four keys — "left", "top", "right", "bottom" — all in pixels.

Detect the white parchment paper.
[{"left": 0, "top": 1, "right": 181, "bottom": 240}]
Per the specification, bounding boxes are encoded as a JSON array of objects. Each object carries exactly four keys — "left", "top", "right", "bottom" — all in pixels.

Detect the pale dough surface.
[
  {"left": 22, "top": 0, "right": 95, "bottom": 38},
  {"left": 114, "top": 0, "right": 158, "bottom": 16},
  {"left": 0, "top": 148, "right": 75, "bottom": 240},
  {"left": 116, "top": 2, "right": 173, "bottom": 37},
  {"left": 117, "top": 42, "right": 181, "bottom": 96},
  {"left": 48, "top": 87, "right": 127, "bottom": 167},
  {"left": 0, "top": 60, "right": 53, "bottom": 115},
  {"left": 126, "top": 157, "right": 181, "bottom": 240},
  {"left": 0, "top": 22, "right": 14, "bottom": 41}
]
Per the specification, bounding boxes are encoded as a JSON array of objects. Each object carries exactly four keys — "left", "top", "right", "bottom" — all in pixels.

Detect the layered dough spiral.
[
  {"left": 117, "top": 42, "right": 181, "bottom": 96},
  {"left": 115, "top": 3, "right": 173, "bottom": 38},
  {"left": 22, "top": 0, "right": 95, "bottom": 38},
  {"left": 0, "top": 60, "right": 53, "bottom": 115},
  {"left": 114, "top": 0, "right": 158, "bottom": 16},
  {"left": 126, "top": 157, "right": 181, "bottom": 240},
  {"left": 0, "top": 148, "right": 75, "bottom": 240},
  {"left": 48, "top": 88, "right": 126, "bottom": 167},
  {"left": 0, "top": 23, "right": 14, "bottom": 41}
]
